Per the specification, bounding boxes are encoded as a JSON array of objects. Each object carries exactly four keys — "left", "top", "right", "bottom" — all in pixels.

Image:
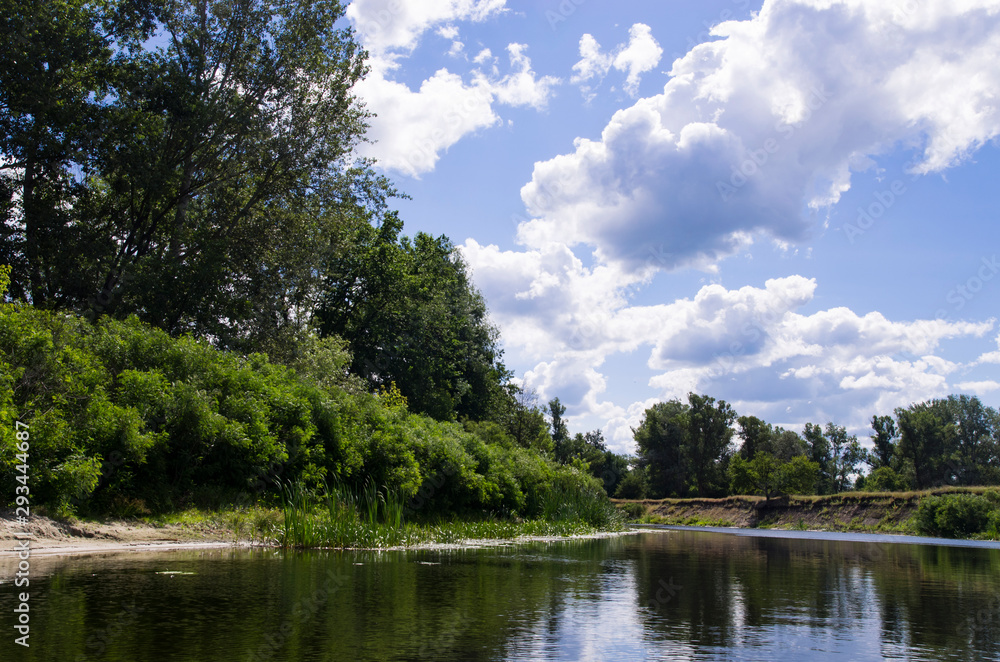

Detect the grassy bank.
[{"left": 615, "top": 486, "right": 1000, "bottom": 540}]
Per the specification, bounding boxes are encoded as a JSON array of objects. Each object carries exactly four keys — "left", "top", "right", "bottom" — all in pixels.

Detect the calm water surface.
[{"left": 2, "top": 529, "right": 1000, "bottom": 661}]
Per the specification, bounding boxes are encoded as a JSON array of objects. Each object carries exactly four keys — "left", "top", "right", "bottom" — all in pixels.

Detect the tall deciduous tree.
[
  {"left": 548, "top": 397, "right": 570, "bottom": 461},
  {"left": 633, "top": 399, "right": 690, "bottom": 498},
  {"left": 869, "top": 414, "right": 898, "bottom": 471},
  {"left": 633, "top": 393, "right": 735, "bottom": 498},
  {"left": 803, "top": 422, "right": 832, "bottom": 493},
  {"left": 686, "top": 394, "right": 736, "bottom": 497},
  {"left": 316, "top": 228, "right": 511, "bottom": 422},
  {"left": 825, "top": 423, "right": 863, "bottom": 493},
  {"left": 2, "top": 0, "right": 377, "bottom": 354}
]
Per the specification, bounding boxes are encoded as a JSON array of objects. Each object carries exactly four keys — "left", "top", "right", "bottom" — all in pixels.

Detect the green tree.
[
  {"left": 825, "top": 423, "right": 863, "bottom": 493},
  {"left": 2, "top": 0, "right": 377, "bottom": 354},
  {"left": 728, "top": 453, "right": 819, "bottom": 500},
  {"left": 633, "top": 399, "right": 690, "bottom": 497},
  {"left": 0, "top": 0, "right": 130, "bottom": 305},
  {"left": 501, "top": 385, "right": 552, "bottom": 453},
  {"left": 548, "top": 397, "right": 571, "bottom": 462},
  {"left": 946, "top": 394, "right": 999, "bottom": 486},
  {"left": 633, "top": 394, "right": 735, "bottom": 498},
  {"left": 896, "top": 401, "right": 955, "bottom": 489},
  {"left": 316, "top": 229, "right": 511, "bottom": 422},
  {"left": 771, "top": 427, "right": 808, "bottom": 462},
  {"left": 686, "top": 394, "right": 736, "bottom": 496},
  {"left": 803, "top": 423, "right": 832, "bottom": 494},
  {"left": 737, "top": 415, "right": 772, "bottom": 459},
  {"left": 869, "top": 415, "right": 898, "bottom": 471}
]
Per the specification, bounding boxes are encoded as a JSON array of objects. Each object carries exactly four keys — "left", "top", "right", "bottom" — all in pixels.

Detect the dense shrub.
[
  {"left": 915, "top": 493, "right": 995, "bottom": 538},
  {"left": 614, "top": 470, "right": 649, "bottom": 499},
  {"left": 864, "top": 466, "right": 906, "bottom": 492},
  {"left": 0, "top": 306, "right": 616, "bottom": 523}
]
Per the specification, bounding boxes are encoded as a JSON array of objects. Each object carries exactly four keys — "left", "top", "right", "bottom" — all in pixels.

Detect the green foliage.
[
  {"left": 0, "top": 264, "right": 10, "bottom": 299},
  {"left": 915, "top": 493, "right": 996, "bottom": 539},
  {"left": 499, "top": 385, "right": 552, "bottom": 453},
  {"left": 869, "top": 414, "right": 898, "bottom": 470},
  {"left": 728, "top": 453, "right": 819, "bottom": 499},
  {"left": 0, "top": 306, "right": 618, "bottom": 526},
  {"left": 316, "top": 224, "right": 511, "bottom": 422},
  {"left": 1, "top": 0, "right": 390, "bottom": 358},
  {"left": 614, "top": 469, "right": 649, "bottom": 499},
  {"left": 548, "top": 397, "right": 570, "bottom": 460},
  {"left": 825, "top": 423, "right": 864, "bottom": 493},
  {"left": 890, "top": 395, "right": 1000, "bottom": 490},
  {"left": 803, "top": 423, "right": 833, "bottom": 493},
  {"left": 634, "top": 393, "right": 735, "bottom": 498},
  {"left": 619, "top": 502, "right": 647, "bottom": 521},
  {"left": 864, "top": 466, "right": 906, "bottom": 492}
]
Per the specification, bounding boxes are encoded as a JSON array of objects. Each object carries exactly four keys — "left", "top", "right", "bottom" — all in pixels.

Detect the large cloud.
[
  {"left": 518, "top": 0, "right": 1000, "bottom": 272},
  {"left": 354, "top": 46, "right": 558, "bottom": 177},
  {"left": 346, "top": 0, "right": 506, "bottom": 57},
  {"left": 464, "top": 239, "right": 996, "bottom": 451},
  {"left": 348, "top": 1, "right": 558, "bottom": 177}
]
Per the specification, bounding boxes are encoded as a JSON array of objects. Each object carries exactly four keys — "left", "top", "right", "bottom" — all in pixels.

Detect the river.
[{"left": 2, "top": 528, "right": 999, "bottom": 661}]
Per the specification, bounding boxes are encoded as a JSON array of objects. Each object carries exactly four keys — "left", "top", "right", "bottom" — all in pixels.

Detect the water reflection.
[{"left": 1, "top": 531, "right": 998, "bottom": 661}]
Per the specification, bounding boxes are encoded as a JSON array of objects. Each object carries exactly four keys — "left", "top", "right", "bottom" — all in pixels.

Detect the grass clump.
[{"left": 275, "top": 479, "right": 624, "bottom": 549}]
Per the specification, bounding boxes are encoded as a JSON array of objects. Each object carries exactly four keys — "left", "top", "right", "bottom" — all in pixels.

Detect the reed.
[
  {"left": 278, "top": 478, "right": 412, "bottom": 548},
  {"left": 276, "top": 477, "right": 622, "bottom": 549}
]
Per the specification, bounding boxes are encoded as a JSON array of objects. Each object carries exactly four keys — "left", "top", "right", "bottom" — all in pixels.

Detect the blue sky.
[{"left": 343, "top": 0, "right": 1000, "bottom": 453}]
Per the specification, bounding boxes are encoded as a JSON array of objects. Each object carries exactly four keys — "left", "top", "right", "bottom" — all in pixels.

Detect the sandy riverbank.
[{"left": 0, "top": 513, "right": 235, "bottom": 557}]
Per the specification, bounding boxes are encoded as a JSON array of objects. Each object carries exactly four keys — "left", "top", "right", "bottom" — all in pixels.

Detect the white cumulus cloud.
[
  {"left": 463, "top": 236, "right": 996, "bottom": 451},
  {"left": 521, "top": 0, "right": 1000, "bottom": 274},
  {"left": 347, "top": 0, "right": 506, "bottom": 57},
  {"left": 571, "top": 24, "right": 663, "bottom": 98},
  {"left": 348, "top": 2, "right": 558, "bottom": 177}
]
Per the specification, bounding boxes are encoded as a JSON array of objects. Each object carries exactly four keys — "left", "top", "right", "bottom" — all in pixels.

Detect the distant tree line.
[{"left": 617, "top": 392, "right": 1000, "bottom": 500}]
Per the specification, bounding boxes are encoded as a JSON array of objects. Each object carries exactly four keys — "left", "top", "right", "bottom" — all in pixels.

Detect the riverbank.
[
  {"left": 615, "top": 486, "right": 1000, "bottom": 537},
  {"left": 0, "top": 512, "right": 235, "bottom": 556},
  {"left": 0, "top": 510, "right": 630, "bottom": 558}
]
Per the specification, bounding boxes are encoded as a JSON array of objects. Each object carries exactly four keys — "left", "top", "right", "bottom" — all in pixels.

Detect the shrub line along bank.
[{"left": 616, "top": 486, "right": 1000, "bottom": 539}]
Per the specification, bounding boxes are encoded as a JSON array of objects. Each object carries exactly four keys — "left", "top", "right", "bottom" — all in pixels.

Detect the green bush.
[
  {"left": 0, "top": 306, "right": 619, "bottom": 528},
  {"left": 614, "top": 470, "right": 649, "bottom": 499},
  {"left": 865, "top": 466, "right": 905, "bottom": 492},
  {"left": 915, "top": 493, "right": 995, "bottom": 538}
]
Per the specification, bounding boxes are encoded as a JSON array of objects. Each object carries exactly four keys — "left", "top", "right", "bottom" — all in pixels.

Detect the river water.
[{"left": 2, "top": 528, "right": 999, "bottom": 661}]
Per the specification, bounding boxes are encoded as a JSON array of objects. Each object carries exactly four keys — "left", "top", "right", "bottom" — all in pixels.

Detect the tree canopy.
[{"left": 1, "top": 0, "right": 381, "bottom": 353}]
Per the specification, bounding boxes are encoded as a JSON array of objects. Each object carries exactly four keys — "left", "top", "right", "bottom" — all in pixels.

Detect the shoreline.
[
  {"left": 632, "top": 523, "right": 1000, "bottom": 549},
  {"left": 616, "top": 487, "right": 1000, "bottom": 536},
  {"left": 0, "top": 513, "right": 638, "bottom": 562}
]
